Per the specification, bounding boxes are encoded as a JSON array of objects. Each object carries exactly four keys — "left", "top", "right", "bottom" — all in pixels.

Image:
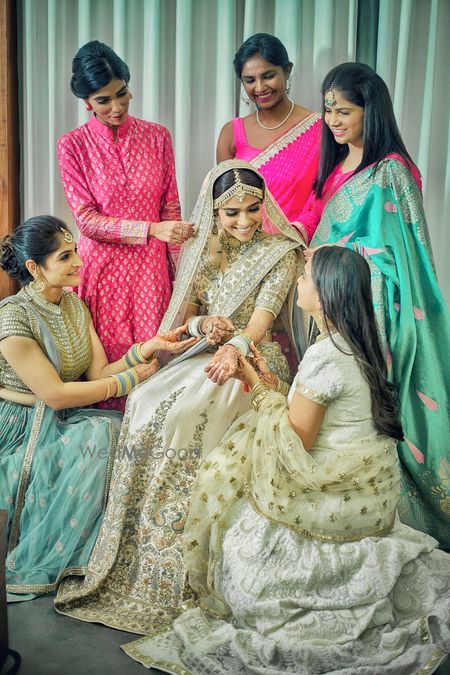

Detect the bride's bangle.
[
  {"left": 227, "top": 333, "right": 251, "bottom": 356},
  {"left": 187, "top": 315, "right": 205, "bottom": 337}
]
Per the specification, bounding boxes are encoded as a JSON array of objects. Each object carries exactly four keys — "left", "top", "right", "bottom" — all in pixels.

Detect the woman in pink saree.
[
  {"left": 58, "top": 41, "right": 194, "bottom": 411},
  {"left": 217, "top": 34, "right": 320, "bottom": 243}
]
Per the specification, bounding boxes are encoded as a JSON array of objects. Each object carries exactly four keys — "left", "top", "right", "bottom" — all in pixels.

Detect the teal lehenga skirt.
[{"left": 0, "top": 399, "right": 121, "bottom": 599}]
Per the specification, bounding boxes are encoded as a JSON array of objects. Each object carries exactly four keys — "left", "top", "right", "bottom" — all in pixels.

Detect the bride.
[{"left": 55, "top": 159, "right": 305, "bottom": 632}]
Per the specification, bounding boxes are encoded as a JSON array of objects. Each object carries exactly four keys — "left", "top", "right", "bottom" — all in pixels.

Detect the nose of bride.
[{"left": 237, "top": 211, "right": 251, "bottom": 228}]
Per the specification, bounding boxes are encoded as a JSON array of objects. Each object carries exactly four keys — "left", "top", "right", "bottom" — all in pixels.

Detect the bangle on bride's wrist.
[
  {"left": 187, "top": 315, "right": 205, "bottom": 337},
  {"left": 227, "top": 334, "right": 251, "bottom": 356},
  {"left": 110, "top": 367, "right": 140, "bottom": 397}
]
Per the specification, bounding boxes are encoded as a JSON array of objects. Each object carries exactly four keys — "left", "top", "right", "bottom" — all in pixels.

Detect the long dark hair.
[
  {"left": 233, "top": 33, "right": 292, "bottom": 79},
  {"left": 311, "top": 246, "right": 403, "bottom": 440},
  {"left": 0, "top": 216, "right": 72, "bottom": 287},
  {"left": 315, "top": 62, "right": 416, "bottom": 197},
  {"left": 213, "top": 168, "right": 265, "bottom": 200},
  {"left": 70, "top": 40, "right": 130, "bottom": 98}
]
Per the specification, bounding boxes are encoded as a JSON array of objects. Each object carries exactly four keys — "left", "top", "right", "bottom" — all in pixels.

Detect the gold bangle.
[
  {"left": 103, "top": 377, "right": 111, "bottom": 401},
  {"left": 275, "top": 377, "right": 290, "bottom": 397}
]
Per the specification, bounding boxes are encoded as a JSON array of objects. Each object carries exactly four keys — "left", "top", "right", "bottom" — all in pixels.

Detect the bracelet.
[
  {"left": 275, "top": 377, "right": 290, "bottom": 397},
  {"left": 110, "top": 367, "right": 140, "bottom": 397},
  {"left": 250, "top": 382, "right": 269, "bottom": 412},
  {"left": 103, "top": 378, "right": 112, "bottom": 401},
  {"left": 187, "top": 315, "right": 205, "bottom": 337},
  {"left": 227, "top": 334, "right": 251, "bottom": 356},
  {"left": 123, "top": 342, "right": 153, "bottom": 368}
]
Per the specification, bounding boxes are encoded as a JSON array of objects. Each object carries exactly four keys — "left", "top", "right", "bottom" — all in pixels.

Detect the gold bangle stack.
[
  {"left": 250, "top": 382, "right": 269, "bottom": 412},
  {"left": 110, "top": 367, "right": 140, "bottom": 397},
  {"left": 275, "top": 377, "right": 290, "bottom": 397}
]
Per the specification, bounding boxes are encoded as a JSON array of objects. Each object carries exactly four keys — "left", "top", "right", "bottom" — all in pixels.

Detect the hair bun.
[{"left": 0, "top": 235, "right": 21, "bottom": 279}]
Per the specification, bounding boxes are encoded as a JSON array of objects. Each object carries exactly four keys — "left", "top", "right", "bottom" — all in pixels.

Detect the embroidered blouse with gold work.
[
  {"left": 0, "top": 286, "right": 92, "bottom": 394},
  {"left": 189, "top": 237, "right": 297, "bottom": 332}
]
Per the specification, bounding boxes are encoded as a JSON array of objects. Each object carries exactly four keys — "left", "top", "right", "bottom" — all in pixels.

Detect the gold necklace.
[
  {"left": 256, "top": 99, "right": 295, "bottom": 130},
  {"left": 219, "top": 230, "right": 261, "bottom": 266}
]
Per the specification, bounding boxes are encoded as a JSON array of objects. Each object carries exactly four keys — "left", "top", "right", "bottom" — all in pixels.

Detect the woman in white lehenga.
[
  {"left": 124, "top": 247, "right": 450, "bottom": 674},
  {"left": 55, "top": 160, "right": 305, "bottom": 632}
]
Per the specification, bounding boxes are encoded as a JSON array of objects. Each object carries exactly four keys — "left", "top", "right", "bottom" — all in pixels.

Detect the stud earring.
[{"left": 85, "top": 102, "right": 93, "bottom": 111}]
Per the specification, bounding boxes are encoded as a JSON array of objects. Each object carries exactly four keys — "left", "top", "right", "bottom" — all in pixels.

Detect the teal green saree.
[{"left": 312, "top": 157, "right": 450, "bottom": 549}]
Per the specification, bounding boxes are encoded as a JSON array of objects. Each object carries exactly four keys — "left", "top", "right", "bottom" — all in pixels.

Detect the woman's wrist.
[
  {"left": 250, "top": 381, "right": 270, "bottom": 411},
  {"left": 187, "top": 315, "right": 206, "bottom": 337},
  {"left": 122, "top": 342, "right": 154, "bottom": 368}
]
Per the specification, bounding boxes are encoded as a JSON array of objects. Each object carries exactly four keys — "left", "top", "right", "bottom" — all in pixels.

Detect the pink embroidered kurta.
[
  {"left": 232, "top": 114, "right": 321, "bottom": 241},
  {"left": 58, "top": 115, "right": 181, "bottom": 411}
]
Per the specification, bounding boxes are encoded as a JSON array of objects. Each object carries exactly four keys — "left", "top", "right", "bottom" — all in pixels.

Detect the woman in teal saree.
[
  {"left": 306, "top": 62, "right": 449, "bottom": 549},
  {"left": 0, "top": 216, "right": 195, "bottom": 599}
]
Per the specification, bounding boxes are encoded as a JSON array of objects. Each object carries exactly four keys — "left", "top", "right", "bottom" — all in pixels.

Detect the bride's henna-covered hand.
[
  {"left": 204, "top": 344, "right": 240, "bottom": 385},
  {"left": 201, "top": 316, "right": 235, "bottom": 345}
]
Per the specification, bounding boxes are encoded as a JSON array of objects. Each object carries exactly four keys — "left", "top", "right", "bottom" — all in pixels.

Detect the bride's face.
[{"left": 217, "top": 194, "right": 262, "bottom": 242}]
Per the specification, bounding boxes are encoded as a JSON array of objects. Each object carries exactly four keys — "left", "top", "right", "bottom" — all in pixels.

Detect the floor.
[
  {"left": 5, "top": 595, "right": 450, "bottom": 675},
  {"left": 6, "top": 595, "right": 159, "bottom": 675}
]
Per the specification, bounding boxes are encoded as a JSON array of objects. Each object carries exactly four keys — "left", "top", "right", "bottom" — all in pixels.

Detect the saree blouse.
[
  {"left": 0, "top": 286, "right": 92, "bottom": 394},
  {"left": 189, "top": 237, "right": 298, "bottom": 332}
]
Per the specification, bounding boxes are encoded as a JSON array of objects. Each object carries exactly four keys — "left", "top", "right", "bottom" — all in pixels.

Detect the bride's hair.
[
  {"left": 212, "top": 168, "right": 264, "bottom": 201},
  {"left": 311, "top": 246, "right": 404, "bottom": 441}
]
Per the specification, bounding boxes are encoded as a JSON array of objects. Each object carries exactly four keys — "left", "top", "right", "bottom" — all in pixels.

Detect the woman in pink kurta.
[
  {"left": 217, "top": 34, "right": 320, "bottom": 242},
  {"left": 59, "top": 41, "right": 193, "bottom": 410}
]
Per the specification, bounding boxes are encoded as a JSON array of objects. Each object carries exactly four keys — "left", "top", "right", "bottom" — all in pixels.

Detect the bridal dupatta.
[{"left": 311, "top": 157, "right": 450, "bottom": 549}]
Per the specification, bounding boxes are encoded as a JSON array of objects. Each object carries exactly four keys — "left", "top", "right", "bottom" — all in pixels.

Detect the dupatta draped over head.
[{"left": 158, "top": 159, "right": 306, "bottom": 361}]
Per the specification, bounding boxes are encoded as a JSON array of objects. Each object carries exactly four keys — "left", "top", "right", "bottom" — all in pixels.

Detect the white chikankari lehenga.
[
  {"left": 124, "top": 334, "right": 450, "bottom": 674},
  {"left": 54, "top": 160, "right": 305, "bottom": 632}
]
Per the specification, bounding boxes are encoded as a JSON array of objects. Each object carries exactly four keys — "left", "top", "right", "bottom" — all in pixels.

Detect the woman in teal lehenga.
[
  {"left": 0, "top": 216, "right": 195, "bottom": 599},
  {"left": 304, "top": 62, "right": 449, "bottom": 548}
]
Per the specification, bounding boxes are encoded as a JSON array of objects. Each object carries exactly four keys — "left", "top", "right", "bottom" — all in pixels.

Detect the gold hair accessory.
[
  {"left": 324, "top": 83, "right": 337, "bottom": 108},
  {"left": 61, "top": 229, "right": 74, "bottom": 243},
  {"left": 213, "top": 169, "right": 263, "bottom": 209}
]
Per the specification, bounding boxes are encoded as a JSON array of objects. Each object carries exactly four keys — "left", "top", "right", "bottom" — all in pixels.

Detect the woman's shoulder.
[
  {"left": 58, "top": 121, "right": 90, "bottom": 146},
  {"left": 0, "top": 292, "right": 33, "bottom": 339},
  {"left": 61, "top": 290, "right": 91, "bottom": 318},
  {"left": 132, "top": 117, "right": 172, "bottom": 138}
]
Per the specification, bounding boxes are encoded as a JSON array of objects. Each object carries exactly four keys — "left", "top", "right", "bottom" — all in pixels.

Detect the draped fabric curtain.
[{"left": 18, "top": 0, "right": 449, "bottom": 297}]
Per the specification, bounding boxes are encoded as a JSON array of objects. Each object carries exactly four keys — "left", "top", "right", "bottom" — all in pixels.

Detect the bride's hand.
[
  {"left": 201, "top": 316, "right": 235, "bottom": 345},
  {"left": 204, "top": 344, "right": 240, "bottom": 385},
  {"left": 141, "top": 325, "right": 198, "bottom": 357}
]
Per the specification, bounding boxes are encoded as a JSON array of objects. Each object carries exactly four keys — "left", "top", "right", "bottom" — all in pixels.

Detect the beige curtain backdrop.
[{"left": 18, "top": 0, "right": 449, "bottom": 298}]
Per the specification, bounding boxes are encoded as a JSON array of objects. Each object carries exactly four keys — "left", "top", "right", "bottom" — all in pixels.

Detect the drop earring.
[
  {"left": 241, "top": 90, "right": 251, "bottom": 105},
  {"left": 285, "top": 78, "right": 291, "bottom": 95},
  {"left": 30, "top": 270, "right": 46, "bottom": 292}
]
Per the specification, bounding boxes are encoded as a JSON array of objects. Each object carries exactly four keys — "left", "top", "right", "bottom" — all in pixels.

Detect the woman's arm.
[
  {"left": 216, "top": 121, "right": 235, "bottom": 162},
  {"left": 57, "top": 136, "right": 193, "bottom": 246},
  {"left": 288, "top": 392, "right": 326, "bottom": 451},
  {"left": 0, "top": 336, "right": 118, "bottom": 410},
  {"left": 236, "top": 354, "right": 326, "bottom": 450}
]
